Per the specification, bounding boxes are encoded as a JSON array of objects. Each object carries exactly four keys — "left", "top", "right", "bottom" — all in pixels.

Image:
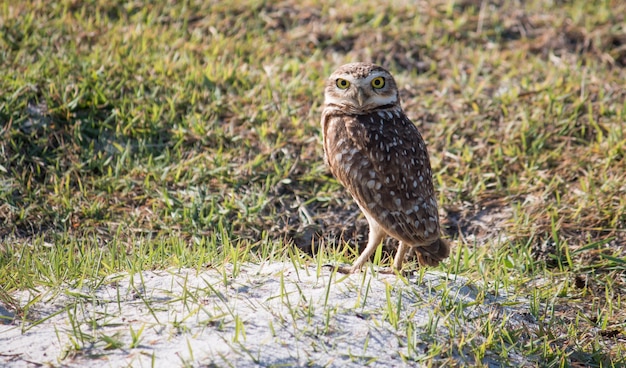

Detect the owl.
[{"left": 321, "top": 62, "right": 450, "bottom": 274}]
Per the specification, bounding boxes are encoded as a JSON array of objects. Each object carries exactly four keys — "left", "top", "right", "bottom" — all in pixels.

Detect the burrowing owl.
[{"left": 321, "top": 62, "right": 450, "bottom": 274}]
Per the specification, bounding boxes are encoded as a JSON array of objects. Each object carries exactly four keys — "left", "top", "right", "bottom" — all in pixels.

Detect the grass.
[{"left": 1, "top": 0, "right": 625, "bottom": 366}]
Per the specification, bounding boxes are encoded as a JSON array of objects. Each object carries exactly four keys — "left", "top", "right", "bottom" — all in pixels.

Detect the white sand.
[{"left": 1, "top": 263, "right": 535, "bottom": 367}]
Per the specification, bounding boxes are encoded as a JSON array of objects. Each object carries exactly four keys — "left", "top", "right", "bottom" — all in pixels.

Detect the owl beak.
[{"left": 356, "top": 87, "right": 366, "bottom": 107}]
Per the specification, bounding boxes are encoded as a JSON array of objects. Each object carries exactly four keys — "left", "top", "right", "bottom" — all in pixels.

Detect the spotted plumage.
[{"left": 321, "top": 62, "right": 450, "bottom": 273}]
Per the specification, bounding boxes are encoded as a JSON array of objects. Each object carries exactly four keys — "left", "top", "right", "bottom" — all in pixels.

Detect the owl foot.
[
  {"left": 378, "top": 267, "right": 412, "bottom": 277},
  {"left": 323, "top": 264, "right": 410, "bottom": 276},
  {"left": 377, "top": 267, "right": 398, "bottom": 275},
  {"left": 322, "top": 264, "right": 360, "bottom": 274}
]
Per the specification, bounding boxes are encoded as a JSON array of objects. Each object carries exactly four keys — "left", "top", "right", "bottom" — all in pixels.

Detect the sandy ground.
[{"left": 1, "top": 263, "right": 536, "bottom": 367}]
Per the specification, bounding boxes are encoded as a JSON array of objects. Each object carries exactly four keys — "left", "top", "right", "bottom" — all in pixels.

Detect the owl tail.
[{"left": 417, "top": 237, "right": 451, "bottom": 267}]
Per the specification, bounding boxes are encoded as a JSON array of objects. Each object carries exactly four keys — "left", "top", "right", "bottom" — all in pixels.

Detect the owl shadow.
[{"left": 442, "top": 201, "right": 511, "bottom": 246}]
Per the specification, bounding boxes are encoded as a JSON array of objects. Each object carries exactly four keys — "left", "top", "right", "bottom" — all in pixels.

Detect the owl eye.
[
  {"left": 336, "top": 78, "right": 350, "bottom": 89},
  {"left": 371, "top": 77, "right": 385, "bottom": 89}
]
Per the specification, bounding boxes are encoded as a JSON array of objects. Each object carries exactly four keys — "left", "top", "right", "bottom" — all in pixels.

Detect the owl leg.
[
  {"left": 333, "top": 219, "right": 386, "bottom": 274},
  {"left": 392, "top": 241, "right": 410, "bottom": 270},
  {"left": 377, "top": 241, "right": 410, "bottom": 275}
]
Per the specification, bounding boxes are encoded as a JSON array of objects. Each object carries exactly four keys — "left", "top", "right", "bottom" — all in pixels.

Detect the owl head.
[{"left": 323, "top": 62, "right": 400, "bottom": 115}]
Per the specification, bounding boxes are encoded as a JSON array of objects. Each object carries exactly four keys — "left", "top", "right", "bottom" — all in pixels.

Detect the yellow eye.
[
  {"left": 371, "top": 77, "right": 385, "bottom": 89},
  {"left": 336, "top": 78, "right": 350, "bottom": 89}
]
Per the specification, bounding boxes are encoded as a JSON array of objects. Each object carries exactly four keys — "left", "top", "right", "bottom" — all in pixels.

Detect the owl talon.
[
  {"left": 377, "top": 267, "right": 396, "bottom": 275},
  {"left": 378, "top": 267, "right": 413, "bottom": 277},
  {"left": 322, "top": 264, "right": 359, "bottom": 274}
]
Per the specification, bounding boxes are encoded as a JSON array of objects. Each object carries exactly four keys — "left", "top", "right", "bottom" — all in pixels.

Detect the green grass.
[{"left": 1, "top": 0, "right": 625, "bottom": 366}]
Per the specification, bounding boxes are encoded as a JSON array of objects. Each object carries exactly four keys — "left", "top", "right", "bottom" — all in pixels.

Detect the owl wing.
[{"left": 333, "top": 112, "right": 441, "bottom": 246}]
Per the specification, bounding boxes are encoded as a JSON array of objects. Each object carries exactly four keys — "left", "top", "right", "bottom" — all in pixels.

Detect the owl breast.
[{"left": 322, "top": 108, "right": 440, "bottom": 246}]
